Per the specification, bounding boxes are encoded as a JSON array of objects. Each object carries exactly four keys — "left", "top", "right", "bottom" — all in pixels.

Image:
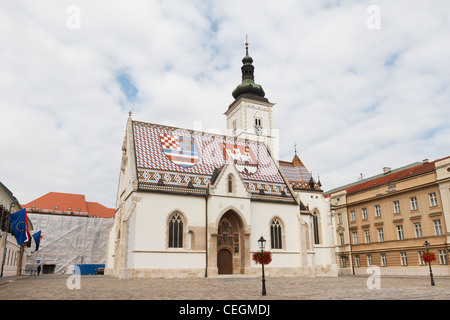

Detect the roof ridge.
[
  {"left": 324, "top": 161, "right": 428, "bottom": 195},
  {"left": 132, "top": 119, "right": 267, "bottom": 147}
]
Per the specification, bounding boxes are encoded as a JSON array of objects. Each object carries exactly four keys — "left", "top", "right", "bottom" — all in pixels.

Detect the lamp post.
[
  {"left": 424, "top": 241, "right": 435, "bottom": 286},
  {"left": 258, "top": 236, "right": 267, "bottom": 296}
]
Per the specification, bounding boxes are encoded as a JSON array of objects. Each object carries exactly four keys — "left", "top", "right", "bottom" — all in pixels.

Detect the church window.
[
  {"left": 217, "top": 217, "right": 239, "bottom": 253},
  {"left": 168, "top": 212, "right": 184, "bottom": 248},
  {"left": 313, "top": 211, "right": 320, "bottom": 245},
  {"left": 228, "top": 175, "right": 233, "bottom": 193},
  {"left": 270, "top": 218, "right": 283, "bottom": 249}
]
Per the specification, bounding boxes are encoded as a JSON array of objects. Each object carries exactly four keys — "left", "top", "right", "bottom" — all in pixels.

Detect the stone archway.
[{"left": 215, "top": 210, "right": 247, "bottom": 275}]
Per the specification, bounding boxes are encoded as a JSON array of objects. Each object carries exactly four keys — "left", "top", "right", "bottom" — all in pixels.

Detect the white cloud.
[{"left": 0, "top": 0, "right": 449, "bottom": 207}]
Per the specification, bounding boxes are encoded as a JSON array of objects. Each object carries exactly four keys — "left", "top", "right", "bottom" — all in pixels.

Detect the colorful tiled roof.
[
  {"left": 22, "top": 192, "right": 115, "bottom": 218},
  {"left": 132, "top": 120, "right": 295, "bottom": 202},
  {"left": 279, "top": 155, "right": 322, "bottom": 191}
]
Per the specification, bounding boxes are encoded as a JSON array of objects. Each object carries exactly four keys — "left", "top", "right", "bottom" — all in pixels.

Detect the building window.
[
  {"left": 414, "top": 223, "right": 423, "bottom": 238},
  {"left": 374, "top": 205, "right": 381, "bottom": 217},
  {"left": 339, "top": 233, "right": 345, "bottom": 246},
  {"left": 228, "top": 175, "right": 233, "bottom": 193},
  {"left": 393, "top": 200, "right": 400, "bottom": 214},
  {"left": 438, "top": 250, "right": 448, "bottom": 265},
  {"left": 270, "top": 218, "right": 283, "bottom": 249},
  {"left": 341, "top": 256, "right": 347, "bottom": 268},
  {"left": 367, "top": 254, "right": 373, "bottom": 267},
  {"left": 362, "top": 208, "right": 368, "bottom": 220},
  {"left": 364, "top": 230, "right": 370, "bottom": 243},
  {"left": 418, "top": 251, "right": 426, "bottom": 266},
  {"left": 350, "top": 210, "right": 356, "bottom": 222},
  {"left": 429, "top": 192, "right": 438, "bottom": 207},
  {"left": 381, "top": 253, "right": 387, "bottom": 267},
  {"left": 434, "top": 220, "right": 443, "bottom": 235},
  {"left": 400, "top": 252, "right": 408, "bottom": 266},
  {"left": 397, "top": 225, "right": 404, "bottom": 240},
  {"left": 168, "top": 212, "right": 184, "bottom": 248},
  {"left": 254, "top": 117, "right": 262, "bottom": 134},
  {"left": 355, "top": 255, "right": 360, "bottom": 267},
  {"left": 313, "top": 212, "right": 320, "bottom": 245},
  {"left": 410, "top": 197, "right": 418, "bottom": 210},
  {"left": 352, "top": 232, "right": 358, "bottom": 244},
  {"left": 337, "top": 213, "right": 342, "bottom": 224},
  {"left": 377, "top": 228, "right": 384, "bottom": 242}
]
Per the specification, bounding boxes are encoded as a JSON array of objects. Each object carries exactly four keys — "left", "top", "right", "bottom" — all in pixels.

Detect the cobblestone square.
[{"left": 1, "top": 274, "right": 449, "bottom": 300}]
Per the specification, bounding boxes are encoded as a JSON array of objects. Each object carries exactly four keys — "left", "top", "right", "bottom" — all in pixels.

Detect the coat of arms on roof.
[
  {"left": 160, "top": 133, "right": 199, "bottom": 168},
  {"left": 222, "top": 142, "right": 258, "bottom": 175}
]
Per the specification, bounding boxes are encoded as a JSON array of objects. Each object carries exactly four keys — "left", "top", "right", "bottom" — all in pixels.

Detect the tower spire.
[{"left": 231, "top": 39, "right": 267, "bottom": 102}]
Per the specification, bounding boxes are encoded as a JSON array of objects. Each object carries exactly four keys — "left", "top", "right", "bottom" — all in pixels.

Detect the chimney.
[
  {"left": 423, "top": 159, "right": 429, "bottom": 164},
  {"left": 383, "top": 167, "right": 391, "bottom": 174}
]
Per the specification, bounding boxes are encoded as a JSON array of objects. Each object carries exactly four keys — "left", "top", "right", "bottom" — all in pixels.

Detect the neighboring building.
[
  {"left": 325, "top": 157, "right": 450, "bottom": 276},
  {"left": 0, "top": 181, "right": 28, "bottom": 277},
  {"left": 21, "top": 192, "right": 114, "bottom": 274},
  {"left": 106, "top": 43, "right": 338, "bottom": 279}
]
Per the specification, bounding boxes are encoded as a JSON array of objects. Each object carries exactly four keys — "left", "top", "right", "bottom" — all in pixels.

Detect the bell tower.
[{"left": 225, "top": 41, "right": 276, "bottom": 157}]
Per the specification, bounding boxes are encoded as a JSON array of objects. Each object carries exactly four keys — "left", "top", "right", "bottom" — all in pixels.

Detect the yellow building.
[{"left": 325, "top": 156, "right": 450, "bottom": 276}]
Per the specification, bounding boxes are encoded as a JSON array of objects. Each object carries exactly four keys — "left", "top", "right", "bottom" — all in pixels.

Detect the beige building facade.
[{"left": 325, "top": 157, "right": 450, "bottom": 276}]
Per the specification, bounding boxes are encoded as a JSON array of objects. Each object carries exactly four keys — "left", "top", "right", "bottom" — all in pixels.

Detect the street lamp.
[
  {"left": 424, "top": 241, "right": 435, "bottom": 286},
  {"left": 258, "top": 236, "right": 267, "bottom": 296}
]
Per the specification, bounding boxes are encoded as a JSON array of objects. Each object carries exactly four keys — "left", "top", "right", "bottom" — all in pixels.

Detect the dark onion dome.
[{"left": 232, "top": 42, "right": 268, "bottom": 102}]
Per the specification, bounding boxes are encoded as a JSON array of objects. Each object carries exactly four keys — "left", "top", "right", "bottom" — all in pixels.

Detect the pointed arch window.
[
  {"left": 270, "top": 218, "right": 283, "bottom": 249},
  {"left": 254, "top": 116, "right": 262, "bottom": 134},
  {"left": 168, "top": 212, "right": 184, "bottom": 248},
  {"left": 228, "top": 175, "right": 233, "bottom": 193},
  {"left": 313, "top": 211, "right": 320, "bottom": 245}
]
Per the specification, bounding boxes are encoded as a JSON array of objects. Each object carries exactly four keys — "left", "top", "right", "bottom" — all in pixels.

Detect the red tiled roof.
[
  {"left": 340, "top": 161, "right": 436, "bottom": 195},
  {"left": 86, "top": 201, "right": 115, "bottom": 218},
  {"left": 22, "top": 192, "right": 115, "bottom": 218}
]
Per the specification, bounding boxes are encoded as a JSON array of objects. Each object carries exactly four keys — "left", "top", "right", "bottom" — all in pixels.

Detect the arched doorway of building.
[{"left": 216, "top": 210, "right": 246, "bottom": 275}]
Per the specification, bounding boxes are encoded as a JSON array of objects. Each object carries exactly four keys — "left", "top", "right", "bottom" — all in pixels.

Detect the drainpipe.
[{"left": 205, "top": 188, "right": 209, "bottom": 278}]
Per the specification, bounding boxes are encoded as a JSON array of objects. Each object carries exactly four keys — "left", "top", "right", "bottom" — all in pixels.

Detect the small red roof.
[{"left": 22, "top": 192, "right": 115, "bottom": 218}]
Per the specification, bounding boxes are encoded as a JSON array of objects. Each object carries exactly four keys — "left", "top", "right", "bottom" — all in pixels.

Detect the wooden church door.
[{"left": 217, "top": 249, "right": 232, "bottom": 274}]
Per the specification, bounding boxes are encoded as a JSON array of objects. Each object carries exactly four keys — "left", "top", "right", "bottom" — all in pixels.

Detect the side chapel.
[{"left": 105, "top": 42, "right": 337, "bottom": 278}]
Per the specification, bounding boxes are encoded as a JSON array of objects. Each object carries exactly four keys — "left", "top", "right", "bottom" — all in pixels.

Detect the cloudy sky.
[{"left": 1, "top": 0, "right": 449, "bottom": 208}]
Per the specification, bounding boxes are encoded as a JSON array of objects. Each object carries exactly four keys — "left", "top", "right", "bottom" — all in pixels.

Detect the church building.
[{"left": 105, "top": 42, "right": 337, "bottom": 278}]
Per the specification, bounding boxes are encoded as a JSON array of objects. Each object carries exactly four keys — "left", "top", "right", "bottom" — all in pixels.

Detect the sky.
[{"left": 1, "top": 0, "right": 449, "bottom": 208}]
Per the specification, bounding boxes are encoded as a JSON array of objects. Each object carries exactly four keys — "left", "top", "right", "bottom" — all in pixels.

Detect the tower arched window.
[
  {"left": 168, "top": 212, "right": 184, "bottom": 248},
  {"left": 270, "top": 218, "right": 283, "bottom": 249}
]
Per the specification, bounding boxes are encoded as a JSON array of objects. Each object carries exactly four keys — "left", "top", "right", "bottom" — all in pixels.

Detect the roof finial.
[
  {"left": 129, "top": 103, "right": 133, "bottom": 118},
  {"left": 294, "top": 142, "right": 297, "bottom": 155},
  {"left": 245, "top": 34, "right": 249, "bottom": 56}
]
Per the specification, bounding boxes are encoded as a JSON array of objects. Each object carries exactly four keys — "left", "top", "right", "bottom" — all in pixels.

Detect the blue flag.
[
  {"left": 32, "top": 230, "right": 42, "bottom": 252},
  {"left": 9, "top": 209, "right": 30, "bottom": 245}
]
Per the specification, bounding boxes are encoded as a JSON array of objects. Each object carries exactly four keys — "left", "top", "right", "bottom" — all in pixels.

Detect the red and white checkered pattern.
[{"left": 160, "top": 133, "right": 180, "bottom": 150}]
